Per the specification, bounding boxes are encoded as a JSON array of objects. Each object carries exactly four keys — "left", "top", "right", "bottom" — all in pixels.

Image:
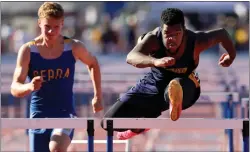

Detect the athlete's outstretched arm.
[
  {"left": 126, "top": 33, "right": 159, "bottom": 68},
  {"left": 73, "top": 40, "right": 103, "bottom": 112},
  {"left": 11, "top": 44, "right": 32, "bottom": 97},
  {"left": 195, "top": 28, "right": 236, "bottom": 59}
]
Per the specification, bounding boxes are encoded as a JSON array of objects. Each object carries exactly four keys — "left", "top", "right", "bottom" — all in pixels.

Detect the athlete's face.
[
  {"left": 162, "top": 24, "right": 184, "bottom": 53},
  {"left": 38, "top": 17, "right": 63, "bottom": 41}
]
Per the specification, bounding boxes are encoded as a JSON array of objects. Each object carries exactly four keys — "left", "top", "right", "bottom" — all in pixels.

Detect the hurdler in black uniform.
[{"left": 101, "top": 8, "right": 236, "bottom": 140}]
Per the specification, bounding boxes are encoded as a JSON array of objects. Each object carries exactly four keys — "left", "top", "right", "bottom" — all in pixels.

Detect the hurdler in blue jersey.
[
  {"left": 10, "top": 2, "right": 103, "bottom": 152},
  {"left": 101, "top": 8, "right": 237, "bottom": 140}
]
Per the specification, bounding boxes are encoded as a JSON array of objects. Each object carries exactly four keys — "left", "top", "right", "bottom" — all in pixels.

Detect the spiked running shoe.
[
  {"left": 117, "top": 129, "right": 150, "bottom": 140},
  {"left": 168, "top": 79, "right": 183, "bottom": 121}
]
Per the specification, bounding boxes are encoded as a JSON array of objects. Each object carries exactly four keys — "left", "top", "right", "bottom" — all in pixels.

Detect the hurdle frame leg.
[
  {"left": 242, "top": 120, "right": 249, "bottom": 152},
  {"left": 228, "top": 129, "right": 234, "bottom": 152},
  {"left": 107, "top": 120, "right": 113, "bottom": 152},
  {"left": 87, "top": 120, "right": 94, "bottom": 152}
]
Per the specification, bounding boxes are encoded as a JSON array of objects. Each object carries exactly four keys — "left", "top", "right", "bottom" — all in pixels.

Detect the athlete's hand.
[
  {"left": 218, "top": 53, "right": 234, "bottom": 67},
  {"left": 28, "top": 76, "right": 43, "bottom": 91},
  {"left": 92, "top": 97, "right": 103, "bottom": 113},
  {"left": 153, "top": 57, "right": 175, "bottom": 67}
]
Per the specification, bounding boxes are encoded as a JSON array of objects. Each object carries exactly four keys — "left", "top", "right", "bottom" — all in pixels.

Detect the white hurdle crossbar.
[
  {"left": 102, "top": 118, "right": 245, "bottom": 129},
  {"left": 1, "top": 118, "right": 101, "bottom": 129},
  {"left": 1, "top": 118, "right": 245, "bottom": 129},
  {"left": 1, "top": 118, "right": 248, "bottom": 152}
]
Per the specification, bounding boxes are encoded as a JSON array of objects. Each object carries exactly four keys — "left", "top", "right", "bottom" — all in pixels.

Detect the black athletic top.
[{"left": 143, "top": 27, "right": 198, "bottom": 81}]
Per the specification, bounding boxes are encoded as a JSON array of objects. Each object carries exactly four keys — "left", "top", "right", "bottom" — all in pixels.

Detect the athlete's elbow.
[
  {"left": 10, "top": 84, "right": 25, "bottom": 98},
  {"left": 126, "top": 57, "right": 137, "bottom": 67},
  {"left": 126, "top": 59, "right": 143, "bottom": 68},
  {"left": 12, "top": 93, "right": 22, "bottom": 98},
  {"left": 10, "top": 84, "right": 16, "bottom": 96},
  {"left": 126, "top": 55, "right": 144, "bottom": 68},
  {"left": 126, "top": 56, "right": 132, "bottom": 65},
  {"left": 12, "top": 92, "right": 26, "bottom": 98},
  {"left": 10, "top": 88, "right": 21, "bottom": 98},
  {"left": 126, "top": 53, "right": 135, "bottom": 65}
]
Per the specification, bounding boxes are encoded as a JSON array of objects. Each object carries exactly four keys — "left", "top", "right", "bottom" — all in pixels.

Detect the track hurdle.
[
  {"left": 2, "top": 118, "right": 249, "bottom": 152},
  {"left": 2, "top": 92, "right": 249, "bottom": 152},
  {"left": 102, "top": 118, "right": 249, "bottom": 152}
]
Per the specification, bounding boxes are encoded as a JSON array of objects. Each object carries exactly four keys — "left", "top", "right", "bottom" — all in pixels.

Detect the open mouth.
[{"left": 168, "top": 43, "right": 176, "bottom": 47}]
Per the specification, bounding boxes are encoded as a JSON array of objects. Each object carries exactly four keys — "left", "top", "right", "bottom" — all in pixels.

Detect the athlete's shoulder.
[
  {"left": 185, "top": 29, "right": 197, "bottom": 37},
  {"left": 138, "top": 27, "right": 160, "bottom": 44},
  {"left": 15, "top": 41, "right": 34, "bottom": 63},
  {"left": 151, "top": 27, "right": 160, "bottom": 35},
  {"left": 70, "top": 38, "right": 89, "bottom": 57},
  {"left": 70, "top": 38, "right": 82, "bottom": 44},
  {"left": 63, "top": 37, "right": 85, "bottom": 53},
  {"left": 18, "top": 40, "right": 35, "bottom": 54},
  {"left": 70, "top": 38, "right": 85, "bottom": 49},
  {"left": 141, "top": 27, "right": 159, "bottom": 38},
  {"left": 191, "top": 29, "right": 216, "bottom": 38}
]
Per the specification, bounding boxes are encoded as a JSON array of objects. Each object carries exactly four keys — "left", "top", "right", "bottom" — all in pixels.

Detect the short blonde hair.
[{"left": 38, "top": 2, "right": 64, "bottom": 19}]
